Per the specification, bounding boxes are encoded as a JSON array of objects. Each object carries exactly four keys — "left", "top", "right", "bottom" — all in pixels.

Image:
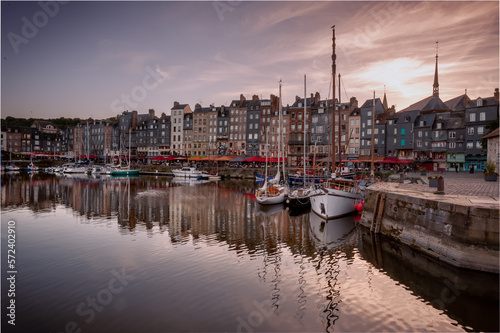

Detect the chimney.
[
  {"left": 173, "top": 101, "right": 179, "bottom": 107},
  {"left": 195, "top": 103, "right": 201, "bottom": 110},
  {"left": 310, "top": 93, "right": 314, "bottom": 104},
  {"left": 495, "top": 88, "right": 499, "bottom": 101},
  {"left": 350, "top": 97, "right": 358, "bottom": 109},
  {"left": 252, "top": 94, "right": 259, "bottom": 102},
  {"left": 149, "top": 109, "right": 155, "bottom": 118},
  {"left": 131, "top": 110, "right": 138, "bottom": 131},
  {"left": 239, "top": 94, "right": 246, "bottom": 105},
  {"left": 296, "top": 96, "right": 301, "bottom": 102},
  {"left": 315, "top": 92, "right": 320, "bottom": 104}
]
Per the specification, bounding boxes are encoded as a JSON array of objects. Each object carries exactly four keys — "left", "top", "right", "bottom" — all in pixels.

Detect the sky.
[{"left": 1, "top": 1, "right": 499, "bottom": 120}]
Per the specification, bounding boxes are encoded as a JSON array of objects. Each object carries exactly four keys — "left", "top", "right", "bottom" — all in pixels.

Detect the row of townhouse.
[{"left": 2, "top": 91, "right": 498, "bottom": 172}]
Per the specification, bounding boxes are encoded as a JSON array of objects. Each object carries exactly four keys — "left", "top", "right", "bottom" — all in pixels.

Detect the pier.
[{"left": 359, "top": 171, "right": 499, "bottom": 273}]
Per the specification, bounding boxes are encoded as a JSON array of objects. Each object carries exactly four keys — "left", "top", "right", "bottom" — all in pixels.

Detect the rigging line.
[{"left": 340, "top": 76, "right": 349, "bottom": 102}]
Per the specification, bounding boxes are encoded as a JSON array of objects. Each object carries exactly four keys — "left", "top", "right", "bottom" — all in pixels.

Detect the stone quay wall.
[{"left": 359, "top": 182, "right": 499, "bottom": 273}]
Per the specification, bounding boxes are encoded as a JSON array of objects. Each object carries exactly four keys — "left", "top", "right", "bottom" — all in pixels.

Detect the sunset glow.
[{"left": 1, "top": 1, "right": 498, "bottom": 119}]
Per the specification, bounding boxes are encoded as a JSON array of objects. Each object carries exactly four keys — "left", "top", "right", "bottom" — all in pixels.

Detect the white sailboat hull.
[
  {"left": 256, "top": 185, "right": 287, "bottom": 205},
  {"left": 310, "top": 187, "right": 361, "bottom": 220},
  {"left": 256, "top": 191, "right": 286, "bottom": 205}
]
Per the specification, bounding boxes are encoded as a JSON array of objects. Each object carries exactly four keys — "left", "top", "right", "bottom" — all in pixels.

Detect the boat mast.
[
  {"left": 278, "top": 79, "right": 282, "bottom": 183},
  {"left": 303, "top": 74, "right": 307, "bottom": 187},
  {"left": 331, "top": 25, "right": 336, "bottom": 175},
  {"left": 371, "top": 90, "right": 375, "bottom": 177},
  {"left": 338, "top": 73, "right": 342, "bottom": 172},
  {"left": 87, "top": 121, "right": 90, "bottom": 163},
  {"left": 128, "top": 128, "right": 132, "bottom": 168}
]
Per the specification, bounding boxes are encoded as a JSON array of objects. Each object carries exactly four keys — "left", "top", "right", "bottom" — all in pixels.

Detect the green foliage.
[
  {"left": 484, "top": 160, "right": 497, "bottom": 175},
  {"left": 481, "top": 118, "right": 499, "bottom": 150},
  {"left": 1, "top": 116, "right": 83, "bottom": 131}
]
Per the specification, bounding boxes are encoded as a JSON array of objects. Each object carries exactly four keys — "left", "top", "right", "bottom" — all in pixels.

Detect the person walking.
[
  {"left": 455, "top": 163, "right": 458, "bottom": 173},
  {"left": 469, "top": 164, "right": 474, "bottom": 174}
]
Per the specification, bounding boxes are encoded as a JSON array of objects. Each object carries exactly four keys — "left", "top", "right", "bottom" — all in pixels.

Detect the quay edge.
[{"left": 359, "top": 182, "right": 499, "bottom": 274}]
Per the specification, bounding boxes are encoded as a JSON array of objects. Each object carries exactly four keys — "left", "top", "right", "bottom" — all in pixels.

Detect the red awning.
[
  {"left": 243, "top": 156, "right": 261, "bottom": 162},
  {"left": 382, "top": 158, "right": 398, "bottom": 164},
  {"left": 151, "top": 156, "right": 168, "bottom": 161},
  {"left": 397, "top": 159, "right": 413, "bottom": 164}
]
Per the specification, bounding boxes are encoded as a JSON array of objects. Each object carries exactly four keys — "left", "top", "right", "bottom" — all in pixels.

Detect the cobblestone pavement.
[{"left": 401, "top": 171, "right": 499, "bottom": 199}]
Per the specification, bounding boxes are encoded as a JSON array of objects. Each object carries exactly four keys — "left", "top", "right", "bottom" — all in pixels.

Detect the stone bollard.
[{"left": 434, "top": 176, "right": 445, "bottom": 194}]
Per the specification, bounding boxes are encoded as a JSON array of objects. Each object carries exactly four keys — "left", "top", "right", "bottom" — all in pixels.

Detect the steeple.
[
  {"left": 382, "top": 85, "right": 388, "bottom": 111},
  {"left": 433, "top": 41, "right": 439, "bottom": 98}
]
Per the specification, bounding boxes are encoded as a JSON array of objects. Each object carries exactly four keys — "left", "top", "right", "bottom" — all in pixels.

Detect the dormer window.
[
  {"left": 477, "top": 99, "right": 483, "bottom": 107},
  {"left": 436, "top": 122, "right": 442, "bottom": 129},
  {"left": 420, "top": 121, "right": 424, "bottom": 126}
]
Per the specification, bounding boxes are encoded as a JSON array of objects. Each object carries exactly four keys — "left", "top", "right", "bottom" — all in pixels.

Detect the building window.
[
  {"left": 469, "top": 113, "right": 476, "bottom": 122},
  {"left": 401, "top": 128, "right": 405, "bottom": 135},
  {"left": 468, "top": 127, "right": 474, "bottom": 135},
  {"left": 480, "top": 112, "right": 486, "bottom": 121},
  {"left": 449, "top": 142, "right": 456, "bottom": 149},
  {"left": 449, "top": 131, "right": 456, "bottom": 138},
  {"left": 478, "top": 126, "right": 484, "bottom": 135},
  {"left": 466, "top": 141, "right": 473, "bottom": 149},
  {"left": 401, "top": 139, "right": 405, "bottom": 146},
  {"left": 476, "top": 141, "right": 482, "bottom": 148}
]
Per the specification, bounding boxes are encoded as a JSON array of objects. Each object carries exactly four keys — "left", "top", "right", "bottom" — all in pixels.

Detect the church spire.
[
  {"left": 433, "top": 41, "right": 439, "bottom": 98},
  {"left": 382, "top": 85, "right": 388, "bottom": 111}
]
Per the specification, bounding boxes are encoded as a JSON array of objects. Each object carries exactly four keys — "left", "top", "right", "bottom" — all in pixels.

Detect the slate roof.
[
  {"left": 444, "top": 94, "right": 470, "bottom": 111},
  {"left": 193, "top": 107, "right": 211, "bottom": 114},
  {"left": 171, "top": 103, "right": 188, "bottom": 110},
  {"left": 414, "top": 113, "right": 436, "bottom": 127},
  {"left": 396, "top": 110, "right": 420, "bottom": 123},
  {"left": 290, "top": 97, "right": 313, "bottom": 108},
  {"left": 349, "top": 108, "right": 360, "bottom": 117},
  {"left": 466, "top": 96, "right": 498, "bottom": 108},
  {"left": 360, "top": 98, "right": 383, "bottom": 109},
  {"left": 399, "top": 95, "right": 450, "bottom": 112}
]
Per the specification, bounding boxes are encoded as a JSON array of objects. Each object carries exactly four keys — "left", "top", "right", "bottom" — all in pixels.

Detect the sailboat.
[
  {"left": 110, "top": 129, "right": 140, "bottom": 176},
  {"left": 310, "top": 26, "right": 362, "bottom": 220},
  {"left": 286, "top": 74, "right": 313, "bottom": 210},
  {"left": 256, "top": 80, "right": 287, "bottom": 205},
  {"left": 5, "top": 152, "right": 20, "bottom": 172}
]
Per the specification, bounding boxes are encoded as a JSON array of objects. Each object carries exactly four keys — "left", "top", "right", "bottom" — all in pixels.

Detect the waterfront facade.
[{"left": 1, "top": 89, "right": 499, "bottom": 171}]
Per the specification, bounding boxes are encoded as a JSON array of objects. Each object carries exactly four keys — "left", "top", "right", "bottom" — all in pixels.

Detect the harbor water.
[{"left": 1, "top": 173, "right": 498, "bottom": 332}]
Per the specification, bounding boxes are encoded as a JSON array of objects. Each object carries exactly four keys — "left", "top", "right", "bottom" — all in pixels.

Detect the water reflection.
[{"left": 1, "top": 173, "right": 498, "bottom": 332}]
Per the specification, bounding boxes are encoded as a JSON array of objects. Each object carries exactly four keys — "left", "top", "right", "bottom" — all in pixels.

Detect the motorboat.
[
  {"left": 4, "top": 163, "right": 20, "bottom": 172},
  {"left": 310, "top": 178, "right": 362, "bottom": 220},
  {"left": 63, "top": 164, "right": 88, "bottom": 174},
  {"left": 109, "top": 167, "right": 140, "bottom": 176},
  {"left": 172, "top": 166, "right": 208, "bottom": 179}
]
